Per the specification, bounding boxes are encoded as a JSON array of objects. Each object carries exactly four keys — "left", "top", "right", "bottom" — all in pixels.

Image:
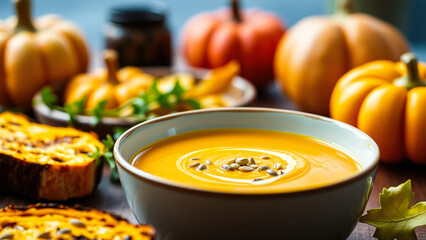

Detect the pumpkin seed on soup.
[
  {"left": 266, "top": 169, "right": 278, "bottom": 176},
  {"left": 221, "top": 165, "right": 234, "bottom": 171},
  {"left": 236, "top": 158, "right": 248, "bottom": 166},
  {"left": 274, "top": 163, "right": 283, "bottom": 170},
  {"left": 231, "top": 163, "right": 240, "bottom": 169},
  {"left": 252, "top": 178, "right": 263, "bottom": 182},
  {"left": 189, "top": 162, "right": 200, "bottom": 168},
  {"left": 227, "top": 159, "right": 236, "bottom": 165},
  {"left": 249, "top": 164, "right": 258, "bottom": 169},
  {"left": 258, "top": 165, "right": 269, "bottom": 171},
  {"left": 239, "top": 166, "right": 254, "bottom": 172},
  {"left": 197, "top": 164, "right": 207, "bottom": 171}
]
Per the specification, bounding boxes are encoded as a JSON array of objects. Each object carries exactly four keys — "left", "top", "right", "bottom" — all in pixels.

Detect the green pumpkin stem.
[
  {"left": 103, "top": 49, "right": 120, "bottom": 85},
  {"left": 231, "top": 0, "right": 242, "bottom": 23},
  {"left": 394, "top": 52, "right": 426, "bottom": 90},
  {"left": 332, "top": 0, "right": 354, "bottom": 22},
  {"left": 13, "top": 0, "right": 36, "bottom": 33}
]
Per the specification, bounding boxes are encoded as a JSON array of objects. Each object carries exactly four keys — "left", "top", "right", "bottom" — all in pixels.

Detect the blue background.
[{"left": 1, "top": 0, "right": 425, "bottom": 64}]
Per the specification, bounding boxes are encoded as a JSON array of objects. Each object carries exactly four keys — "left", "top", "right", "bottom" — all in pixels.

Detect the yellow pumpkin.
[
  {"left": 0, "top": 0, "right": 89, "bottom": 107},
  {"left": 64, "top": 50, "right": 155, "bottom": 110},
  {"left": 330, "top": 53, "right": 426, "bottom": 164},
  {"left": 274, "top": 0, "right": 409, "bottom": 116}
]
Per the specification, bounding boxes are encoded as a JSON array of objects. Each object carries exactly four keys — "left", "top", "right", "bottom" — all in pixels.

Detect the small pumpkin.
[
  {"left": 64, "top": 49, "right": 155, "bottom": 109},
  {"left": 0, "top": 0, "right": 89, "bottom": 107},
  {"left": 330, "top": 52, "right": 426, "bottom": 164},
  {"left": 181, "top": 0, "right": 285, "bottom": 88},
  {"left": 274, "top": 0, "right": 409, "bottom": 116}
]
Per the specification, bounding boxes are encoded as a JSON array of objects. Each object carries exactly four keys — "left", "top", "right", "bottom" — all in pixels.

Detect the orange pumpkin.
[
  {"left": 0, "top": 0, "right": 89, "bottom": 107},
  {"left": 64, "top": 50, "right": 154, "bottom": 110},
  {"left": 274, "top": 0, "right": 409, "bottom": 116},
  {"left": 181, "top": 0, "right": 285, "bottom": 88},
  {"left": 330, "top": 53, "right": 426, "bottom": 164}
]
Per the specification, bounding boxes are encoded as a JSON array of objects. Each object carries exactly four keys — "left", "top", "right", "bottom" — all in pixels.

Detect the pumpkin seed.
[
  {"left": 196, "top": 164, "right": 207, "bottom": 171},
  {"left": 123, "top": 236, "right": 132, "bottom": 240},
  {"left": 258, "top": 165, "right": 269, "bottom": 171},
  {"left": 15, "top": 226, "right": 24, "bottom": 231},
  {"left": 266, "top": 169, "right": 278, "bottom": 176},
  {"left": 236, "top": 158, "right": 248, "bottom": 166},
  {"left": 252, "top": 178, "right": 263, "bottom": 182},
  {"left": 230, "top": 163, "right": 240, "bottom": 169},
  {"left": 220, "top": 165, "right": 234, "bottom": 171},
  {"left": 69, "top": 219, "right": 86, "bottom": 228},
  {"left": 249, "top": 157, "right": 256, "bottom": 164},
  {"left": 239, "top": 166, "right": 254, "bottom": 172},
  {"left": 190, "top": 157, "right": 200, "bottom": 160},
  {"left": 260, "top": 156, "right": 270, "bottom": 159},
  {"left": 37, "top": 231, "right": 51, "bottom": 239},
  {"left": 205, "top": 160, "right": 212, "bottom": 165},
  {"left": 57, "top": 228, "right": 72, "bottom": 235},
  {"left": 0, "top": 233, "right": 13, "bottom": 240},
  {"left": 274, "top": 163, "right": 283, "bottom": 170},
  {"left": 249, "top": 164, "right": 258, "bottom": 169},
  {"left": 189, "top": 162, "right": 200, "bottom": 168},
  {"left": 278, "top": 170, "right": 285, "bottom": 175},
  {"left": 227, "top": 159, "right": 236, "bottom": 165}
]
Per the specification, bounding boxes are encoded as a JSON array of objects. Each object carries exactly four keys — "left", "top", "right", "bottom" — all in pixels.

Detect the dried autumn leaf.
[{"left": 359, "top": 180, "right": 426, "bottom": 240}]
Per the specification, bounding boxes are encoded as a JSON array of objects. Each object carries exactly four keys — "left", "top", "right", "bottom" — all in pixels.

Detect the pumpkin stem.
[
  {"left": 231, "top": 0, "right": 242, "bottom": 23},
  {"left": 13, "top": 0, "right": 36, "bottom": 33},
  {"left": 334, "top": 0, "right": 354, "bottom": 15},
  {"left": 103, "top": 49, "right": 120, "bottom": 85},
  {"left": 394, "top": 52, "right": 426, "bottom": 90}
]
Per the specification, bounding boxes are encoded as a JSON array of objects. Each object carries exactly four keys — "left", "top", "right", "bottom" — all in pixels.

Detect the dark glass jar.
[{"left": 105, "top": 2, "right": 172, "bottom": 67}]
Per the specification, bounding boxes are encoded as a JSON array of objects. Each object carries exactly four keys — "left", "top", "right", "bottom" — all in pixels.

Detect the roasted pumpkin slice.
[
  {"left": 0, "top": 203, "right": 155, "bottom": 240},
  {"left": 0, "top": 112, "right": 103, "bottom": 200}
]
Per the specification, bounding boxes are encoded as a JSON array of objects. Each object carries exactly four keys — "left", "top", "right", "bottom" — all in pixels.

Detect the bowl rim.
[
  {"left": 114, "top": 107, "right": 380, "bottom": 198},
  {"left": 31, "top": 67, "right": 256, "bottom": 126}
]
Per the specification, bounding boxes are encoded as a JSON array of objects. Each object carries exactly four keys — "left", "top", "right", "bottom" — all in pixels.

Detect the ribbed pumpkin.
[
  {"left": 0, "top": 0, "right": 89, "bottom": 107},
  {"left": 64, "top": 50, "right": 154, "bottom": 110},
  {"left": 274, "top": 0, "right": 409, "bottom": 116},
  {"left": 330, "top": 53, "right": 426, "bottom": 164},
  {"left": 181, "top": 0, "right": 285, "bottom": 88}
]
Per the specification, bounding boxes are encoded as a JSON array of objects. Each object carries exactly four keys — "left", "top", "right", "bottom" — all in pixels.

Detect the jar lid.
[{"left": 108, "top": 1, "right": 167, "bottom": 25}]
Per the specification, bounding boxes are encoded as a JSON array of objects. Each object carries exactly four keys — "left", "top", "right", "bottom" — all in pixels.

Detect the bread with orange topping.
[
  {"left": 0, "top": 112, "right": 104, "bottom": 200},
  {"left": 0, "top": 203, "right": 155, "bottom": 240}
]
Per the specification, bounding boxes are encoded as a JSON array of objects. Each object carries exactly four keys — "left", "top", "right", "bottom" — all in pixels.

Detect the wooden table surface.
[{"left": 1, "top": 85, "right": 425, "bottom": 240}]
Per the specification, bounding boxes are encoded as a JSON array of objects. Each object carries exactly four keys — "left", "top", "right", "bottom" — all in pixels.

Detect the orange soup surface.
[{"left": 132, "top": 129, "right": 361, "bottom": 194}]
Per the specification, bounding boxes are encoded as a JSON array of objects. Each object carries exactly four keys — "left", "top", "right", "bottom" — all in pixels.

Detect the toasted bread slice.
[
  {"left": 0, "top": 112, "right": 104, "bottom": 200},
  {"left": 0, "top": 203, "right": 155, "bottom": 239}
]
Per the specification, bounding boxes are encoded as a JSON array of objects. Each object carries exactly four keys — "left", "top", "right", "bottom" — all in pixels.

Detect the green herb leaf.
[
  {"left": 102, "top": 135, "right": 116, "bottom": 170},
  {"left": 130, "top": 98, "right": 148, "bottom": 115},
  {"left": 113, "top": 127, "right": 128, "bottom": 141},
  {"left": 40, "top": 87, "right": 58, "bottom": 110},
  {"left": 88, "top": 147, "right": 102, "bottom": 166},
  {"left": 359, "top": 180, "right": 426, "bottom": 240},
  {"left": 64, "top": 96, "right": 86, "bottom": 126},
  {"left": 169, "top": 78, "right": 185, "bottom": 100},
  {"left": 88, "top": 134, "right": 120, "bottom": 184},
  {"left": 91, "top": 99, "right": 108, "bottom": 126},
  {"left": 110, "top": 167, "right": 120, "bottom": 184},
  {"left": 184, "top": 98, "right": 201, "bottom": 110}
]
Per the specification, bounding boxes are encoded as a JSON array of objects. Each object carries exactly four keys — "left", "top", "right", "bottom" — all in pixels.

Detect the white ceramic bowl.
[{"left": 114, "top": 108, "right": 379, "bottom": 240}]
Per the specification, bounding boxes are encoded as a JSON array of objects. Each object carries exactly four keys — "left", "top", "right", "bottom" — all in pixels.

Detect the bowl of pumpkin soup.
[{"left": 114, "top": 108, "right": 379, "bottom": 240}]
